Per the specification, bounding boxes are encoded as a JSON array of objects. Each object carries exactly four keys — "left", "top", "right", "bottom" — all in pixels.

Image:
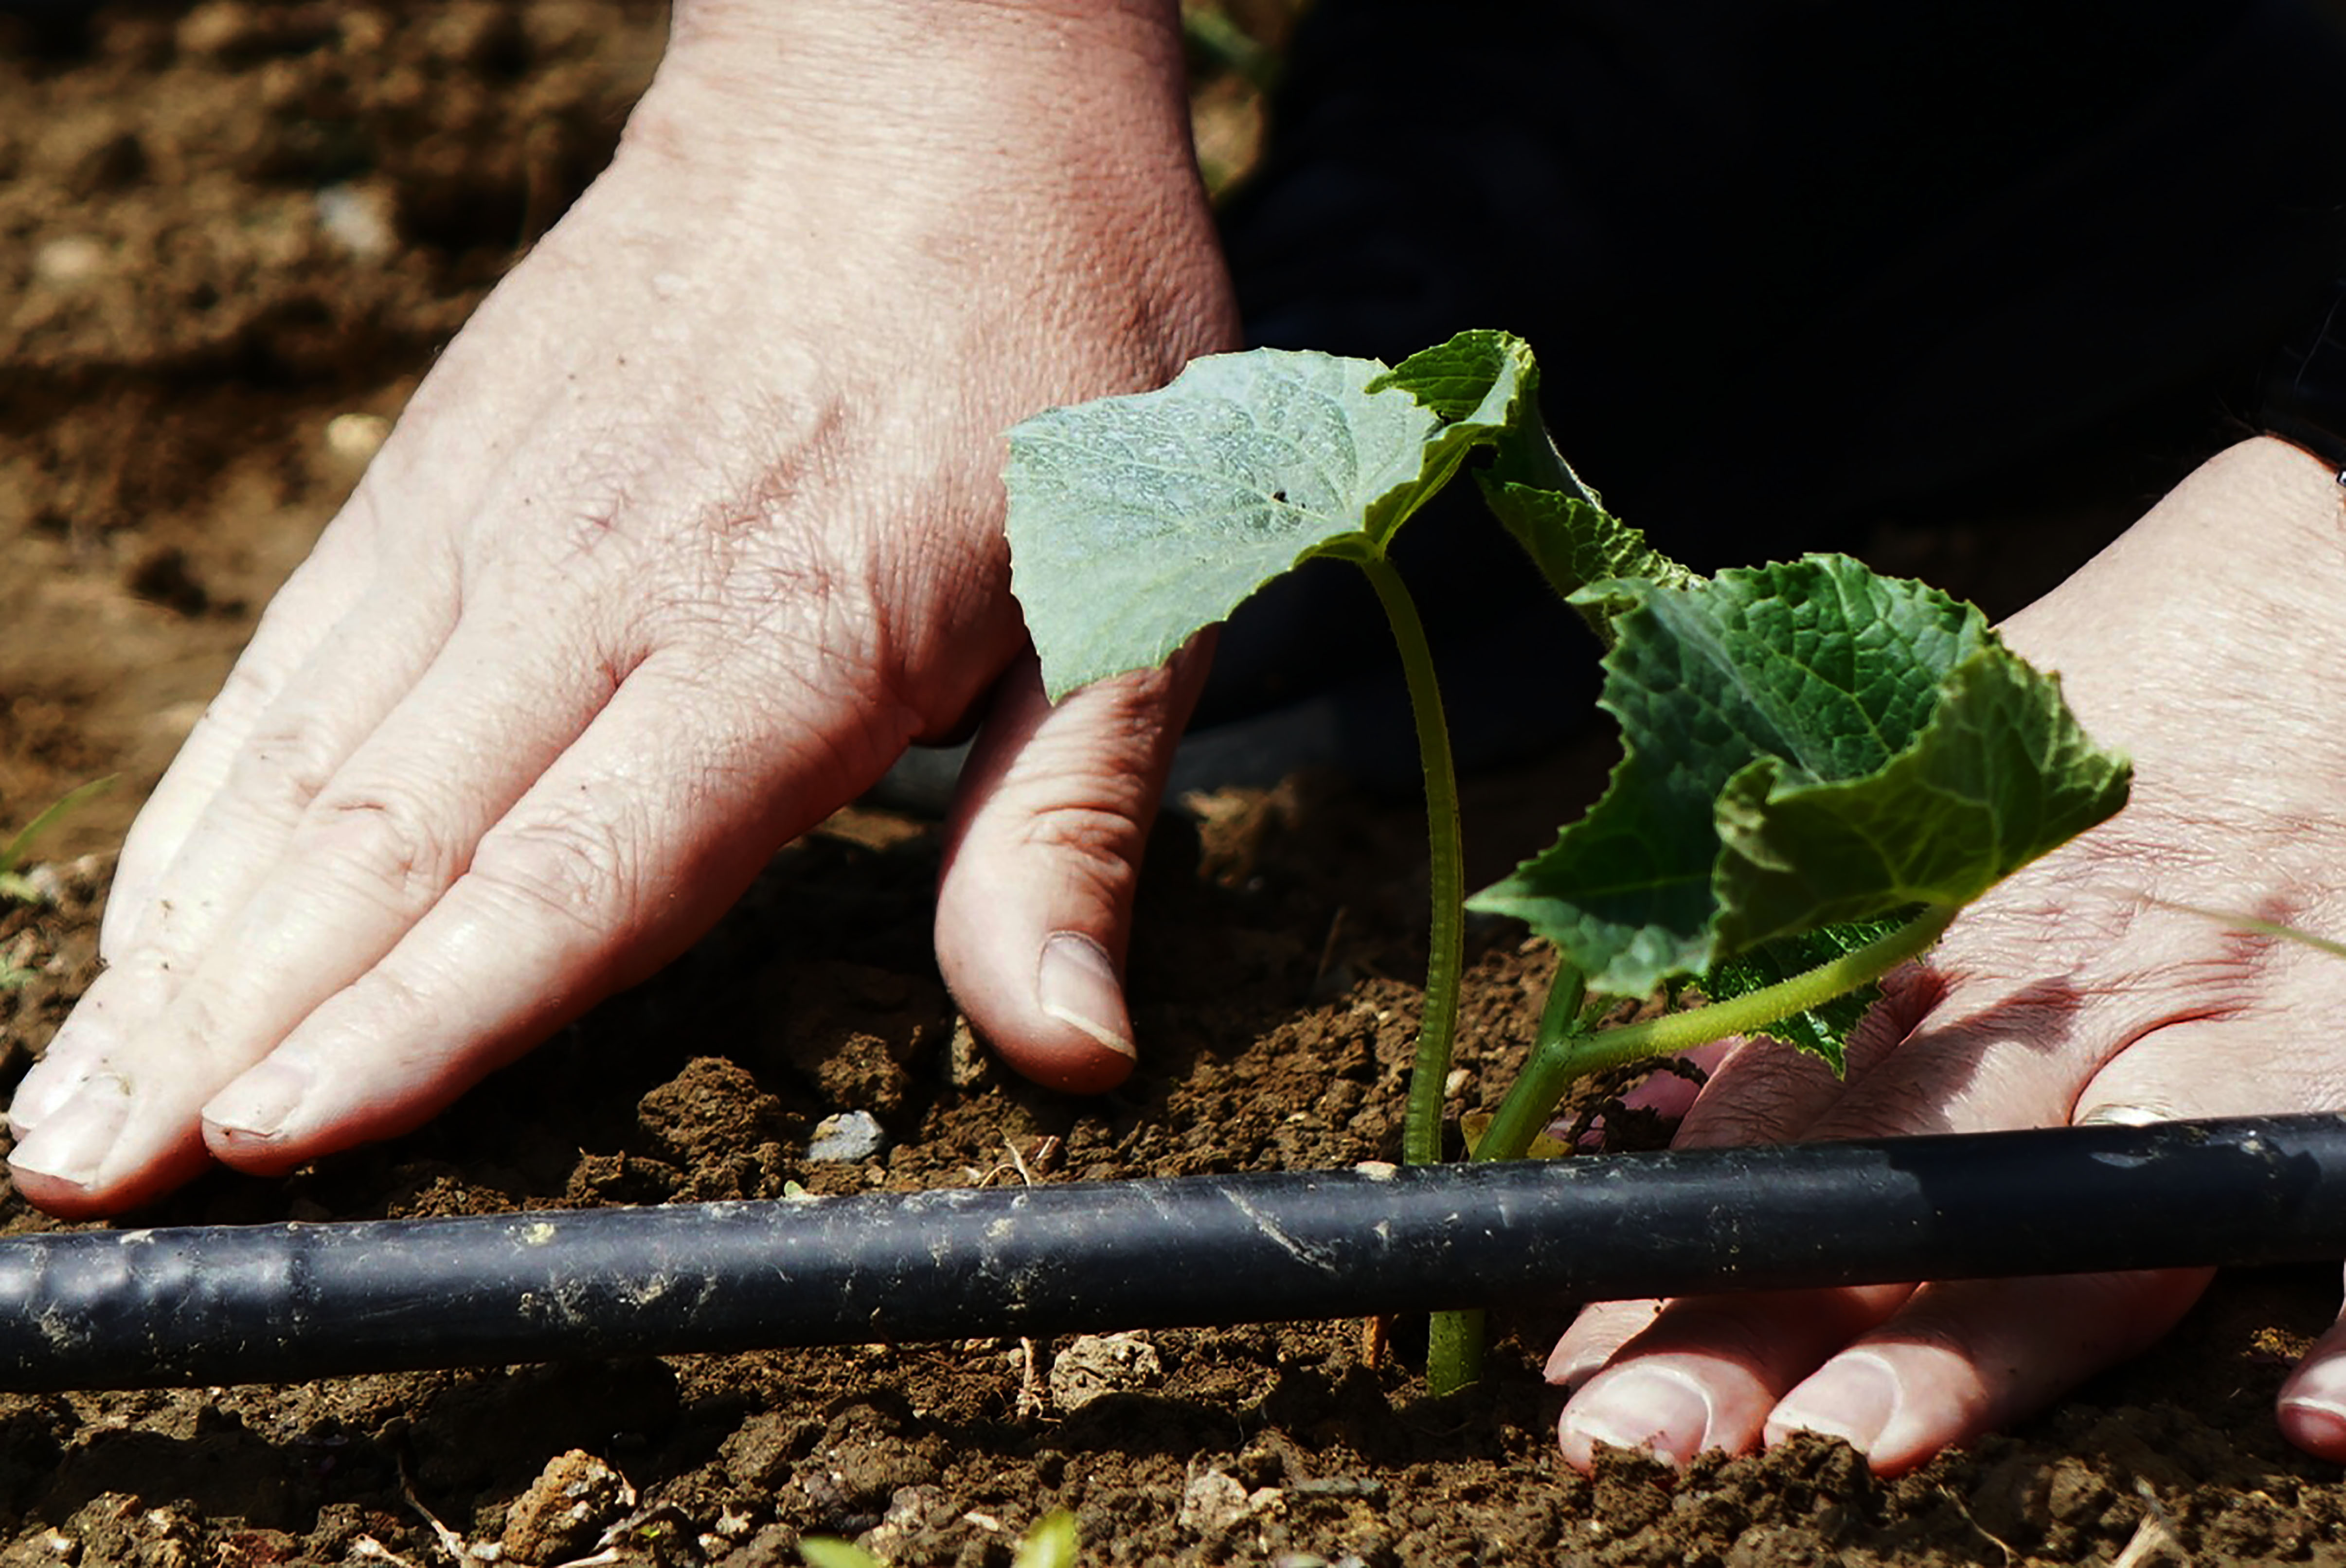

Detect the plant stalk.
[
  {"left": 1358, "top": 556, "right": 1465, "bottom": 1171},
  {"left": 1471, "top": 958, "right": 1590, "bottom": 1165},
  {"left": 1357, "top": 555, "right": 1478, "bottom": 1396},
  {"left": 1479, "top": 905, "right": 1961, "bottom": 1160}
]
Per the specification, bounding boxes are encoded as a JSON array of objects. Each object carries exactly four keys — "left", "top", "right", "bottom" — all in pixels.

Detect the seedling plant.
[{"left": 1003, "top": 332, "right": 2131, "bottom": 1392}]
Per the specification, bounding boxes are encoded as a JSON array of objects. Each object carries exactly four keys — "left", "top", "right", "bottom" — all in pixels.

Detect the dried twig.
[{"left": 396, "top": 1462, "right": 476, "bottom": 1568}]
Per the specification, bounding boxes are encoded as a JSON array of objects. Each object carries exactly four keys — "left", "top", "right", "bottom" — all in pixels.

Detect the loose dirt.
[{"left": 3, "top": 5, "right": 2344, "bottom": 1566}]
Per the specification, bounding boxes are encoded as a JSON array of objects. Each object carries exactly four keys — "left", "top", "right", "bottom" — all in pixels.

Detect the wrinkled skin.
[
  {"left": 7, "top": 0, "right": 1236, "bottom": 1213},
  {"left": 14, "top": 0, "right": 2346, "bottom": 1480},
  {"left": 1551, "top": 438, "right": 2346, "bottom": 1474}
]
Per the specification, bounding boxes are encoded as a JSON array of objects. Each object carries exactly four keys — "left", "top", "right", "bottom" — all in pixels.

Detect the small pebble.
[
  {"left": 323, "top": 412, "right": 392, "bottom": 463},
  {"left": 806, "top": 1110, "right": 885, "bottom": 1163},
  {"left": 1049, "top": 1331, "right": 1162, "bottom": 1411},
  {"left": 314, "top": 183, "right": 396, "bottom": 261},
  {"left": 32, "top": 236, "right": 107, "bottom": 288},
  {"left": 1177, "top": 1469, "right": 1280, "bottom": 1535}
]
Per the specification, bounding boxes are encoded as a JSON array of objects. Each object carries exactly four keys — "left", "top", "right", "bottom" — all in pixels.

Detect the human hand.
[
  {"left": 1547, "top": 437, "right": 2346, "bottom": 1474},
  {"left": 7, "top": 0, "right": 1237, "bottom": 1216}
]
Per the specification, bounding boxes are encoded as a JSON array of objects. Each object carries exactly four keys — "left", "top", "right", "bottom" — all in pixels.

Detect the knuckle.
[
  {"left": 292, "top": 791, "right": 459, "bottom": 908},
  {"left": 468, "top": 796, "right": 635, "bottom": 933},
  {"left": 1017, "top": 801, "right": 1148, "bottom": 871},
  {"left": 223, "top": 712, "right": 348, "bottom": 832},
  {"left": 209, "top": 655, "right": 289, "bottom": 729}
]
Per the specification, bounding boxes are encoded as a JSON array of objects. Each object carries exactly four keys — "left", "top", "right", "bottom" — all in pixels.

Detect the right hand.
[{"left": 9, "top": 0, "right": 1238, "bottom": 1216}]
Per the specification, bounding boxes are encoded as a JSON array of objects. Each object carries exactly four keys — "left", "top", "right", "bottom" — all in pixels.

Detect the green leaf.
[
  {"left": 1369, "top": 329, "right": 1535, "bottom": 426},
  {"left": 1476, "top": 477, "right": 1696, "bottom": 636},
  {"left": 0, "top": 775, "right": 114, "bottom": 895},
  {"left": 798, "top": 1539, "right": 887, "bottom": 1568},
  {"left": 1697, "top": 910, "right": 1919, "bottom": 1072},
  {"left": 1468, "top": 555, "right": 2130, "bottom": 999},
  {"left": 1004, "top": 334, "right": 1530, "bottom": 701}
]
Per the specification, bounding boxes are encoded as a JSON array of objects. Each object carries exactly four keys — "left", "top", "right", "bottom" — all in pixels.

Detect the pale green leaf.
[{"left": 1004, "top": 335, "right": 1531, "bottom": 701}]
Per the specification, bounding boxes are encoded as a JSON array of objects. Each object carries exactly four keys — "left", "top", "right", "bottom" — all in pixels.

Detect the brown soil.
[{"left": 3, "top": 5, "right": 2343, "bottom": 1566}]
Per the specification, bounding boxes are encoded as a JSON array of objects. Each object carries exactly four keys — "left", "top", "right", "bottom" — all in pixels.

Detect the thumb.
[{"left": 935, "top": 638, "right": 1212, "bottom": 1094}]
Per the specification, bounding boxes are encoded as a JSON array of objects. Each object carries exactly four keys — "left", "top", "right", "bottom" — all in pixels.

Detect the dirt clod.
[{"left": 500, "top": 1449, "right": 634, "bottom": 1566}]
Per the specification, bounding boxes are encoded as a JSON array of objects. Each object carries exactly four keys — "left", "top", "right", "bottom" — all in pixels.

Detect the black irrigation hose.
[{"left": 3, "top": 1113, "right": 2345, "bottom": 1390}]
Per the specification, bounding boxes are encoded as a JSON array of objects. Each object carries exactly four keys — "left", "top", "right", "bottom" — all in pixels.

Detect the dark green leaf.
[
  {"left": 1468, "top": 556, "right": 2130, "bottom": 997},
  {"left": 1698, "top": 910, "right": 1920, "bottom": 1072}
]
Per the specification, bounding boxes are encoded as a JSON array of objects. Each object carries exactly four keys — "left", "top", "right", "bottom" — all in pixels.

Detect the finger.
[
  {"left": 1556, "top": 1285, "right": 1915, "bottom": 1468},
  {"left": 10, "top": 643, "right": 874, "bottom": 1211},
  {"left": 1545, "top": 970, "right": 1936, "bottom": 1449},
  {"left": 190, "top": 649, "right": 896, "bottom": 1176},
  {"left": 1555, "top": 956, "right": 2116, "bottom": 1471},
  {"left": 1657, "top": 960, "right": 1946, "bottom": 1150},
  {"left": 8, "top": 608, "right": 624, "bottom": 1202},
  {"left": 2074, "top": 1014, "right": 2346, "bottom": 1126},
  {"left": 2066, "top": 1013, "right": 2346, "bottom": 1466},
  {"left": 1750, "top": 997, "right": 2310, "bottom": 1473},
  {"left": 2277, "top": 1271, "right": 2346, "bottom": 1459},
  {"left": 1765, "top": 1268, "right": 2209, "bottom": 1475},
  {"left": 101, "top": 501, "right": 388, "bottom": 954},
  {"left": 1545, "top": 1299, "right": 1664, "bottom": 1390},
  {"left": 13, "top": 557, "right": 459, "bottom": 1136},
  {"left": 934, "top": 639, "right": 1212, "bottom": 1095}
]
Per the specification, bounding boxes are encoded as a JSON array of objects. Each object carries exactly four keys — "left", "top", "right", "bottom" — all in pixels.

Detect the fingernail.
[
  {"left": 8, "top": 1073, "right": 132, "bottom": 1188},
  {"left": 1546, "top": 1341, "right": 1608, "bottom": 1391},
  {"left": 205, "top": 1060, "right": 311, "bottom": 1141},
  {"left": 1771, "top": 1353, "right": 1901, "bottom": 1455},
  {"left": 2281, "top": 1396, "right": 2346, "bottom": 1457},
  {"left": 9, "top": 1059, "right": 93, "bottom": 1134},
  {"left": 1560, "top": 1366, "right": 1717, "bottom": 1467},
  {"left": 2077, "top": 1103, "right": 2167, "bottom": 1127},
  {"left": 11, "top": 1010, "right": 119, "bottom": 1131},
  {"left": 1036, "top": 932, "right": 1135, "bottom": 1060}
]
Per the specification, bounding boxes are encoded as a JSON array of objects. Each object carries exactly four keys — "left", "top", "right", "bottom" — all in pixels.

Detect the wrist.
[
  {"left": 628, "top": 0, "right": 1230, "bottom": 379},
  {"left": 651, "top": 0, "right": 1192, "bottom": 187}
]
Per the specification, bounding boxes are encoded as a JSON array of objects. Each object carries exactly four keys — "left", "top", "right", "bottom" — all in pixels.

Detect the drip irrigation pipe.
[{"left": 2, "top": 1112, "right": 2344, "bottom": 1390}]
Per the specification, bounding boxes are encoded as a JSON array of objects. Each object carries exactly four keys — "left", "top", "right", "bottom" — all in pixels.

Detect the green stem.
[
  {"left": 1471, "top": 958, "right": 1588, "bottom": 1164},
  {"left": 1478, "top": 903, "right": 1959, "bottom": 1161},
  {"left": 1358, "top": 556, "right": 1464, "bottom": 1171},
  {"left": 1358, "top": 556, "right": 1479, "bottom": 1397}
]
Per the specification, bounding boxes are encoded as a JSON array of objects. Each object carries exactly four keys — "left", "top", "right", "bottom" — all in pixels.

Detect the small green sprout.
[
  {"left": 1002, "top": 331, "right": 2129, "bottom": 1393},
  {"left": 0, "top": 777, "right": 115, "bottom": 993},
  {"left": 0, "top": 776, "right": 115, "bottom": 907}
]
